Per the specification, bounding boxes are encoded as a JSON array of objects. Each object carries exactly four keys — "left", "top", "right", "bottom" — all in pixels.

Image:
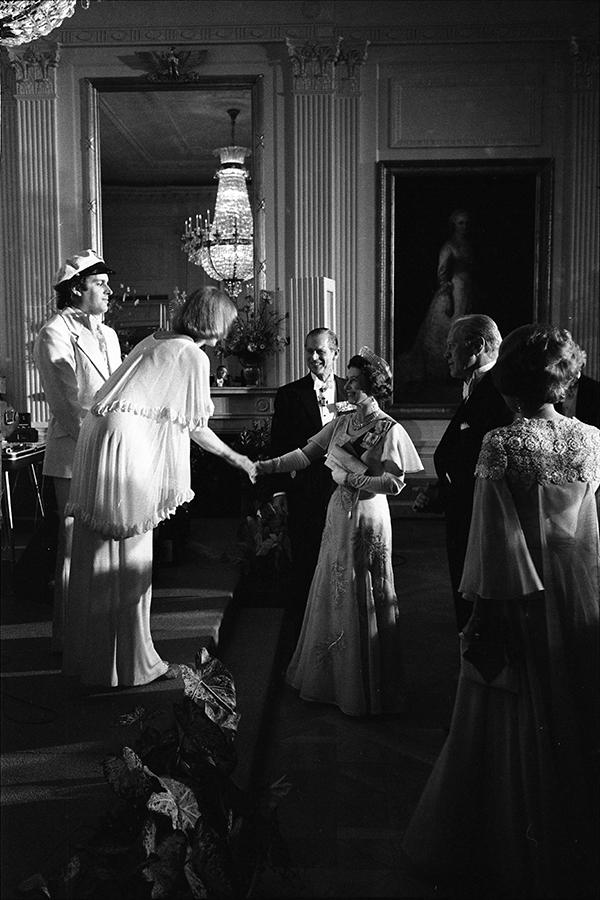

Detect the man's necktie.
[
  {"left": 318, "top": 377, "right": 332, "bottom": 406},
  {"left": 95, "top": 324, "right": 111, "bottom": 373}
]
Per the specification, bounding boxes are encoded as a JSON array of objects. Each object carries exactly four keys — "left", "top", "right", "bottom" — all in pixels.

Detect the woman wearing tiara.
[{"left": 257, "top": 348, "right": 423, "bottom": 716}]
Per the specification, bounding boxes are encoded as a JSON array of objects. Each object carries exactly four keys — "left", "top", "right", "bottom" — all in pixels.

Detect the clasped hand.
[{"left": 244, "top": 459, "right": 258, "bottom": 484}]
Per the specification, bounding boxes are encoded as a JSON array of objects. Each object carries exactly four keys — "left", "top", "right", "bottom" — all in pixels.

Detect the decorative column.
[
  {"left": 567, "top": 38, "right": 599, "bottom": 378},
  {"left": 285, "top": 37, "right": 368, "bottom": 378},
  {"left": 0, "top": 42, "right": 61, "bottom": 418}
]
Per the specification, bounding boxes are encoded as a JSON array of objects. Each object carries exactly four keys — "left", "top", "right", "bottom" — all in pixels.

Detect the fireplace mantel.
[{"left": 209, "top": 387, "right": 276, "bottom": 435}]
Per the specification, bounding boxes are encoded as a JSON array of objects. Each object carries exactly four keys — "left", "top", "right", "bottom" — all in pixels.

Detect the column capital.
[
  {"left": 336, "top": 40, "right": 370, "bottom": 96},
  {"left": 285, "top": 35, "right": 342, "bottom": 93},
  {"left": 285, "top": 36, "right": 369, "bottom": 95},
  {"left": 569, "top": 37, "right": 599, "bottom": 93},
  {"left": 5, "top": 41, "right": 60, "bottom": 97}
]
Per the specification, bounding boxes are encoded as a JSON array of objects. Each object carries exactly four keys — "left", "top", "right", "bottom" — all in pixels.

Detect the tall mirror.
[{"left": 82, "top": 75, "right": 264, "bottom": 352}]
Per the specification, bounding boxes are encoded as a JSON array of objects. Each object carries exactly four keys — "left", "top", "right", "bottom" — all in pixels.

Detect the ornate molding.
[
  {"left": 285, "top": 35, "right": 368, "bottom": 95},
  {"left": 54, "top": 21, "right": 591, "bottom": 47},
  {"left": 285, "top": 35, "right": 341, "bottom": 93},
  {"left": 117, "top": 46, "right": 208, "bottom": 82},
  {"left": 5, "top": 42, "right": 60, "bottom": 97},
  {"left": 336, "top": 40, "right": 370, "bottom": 96},
  {"left": 388, "top": 64, "right": 542, "bottom": 148},
  {"left": 570, "top": 37, "right": 599, "bottom": 92}
]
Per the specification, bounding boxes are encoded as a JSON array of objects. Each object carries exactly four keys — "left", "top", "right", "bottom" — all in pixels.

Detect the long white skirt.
[
  {"left": 286, "top": 485, "right": 405, "bottom": 716},
  {"left": 63, "top": 521, "right": 168, "bottom": 687}
]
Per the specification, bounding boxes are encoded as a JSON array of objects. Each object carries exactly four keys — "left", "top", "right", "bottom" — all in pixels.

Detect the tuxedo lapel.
[
  {"left": 296, "top": 374, "right": 322, "bottom": 430},
  {"left": 463, "top": 372, "right": 496, "bottom": 422},
  {"left": 334, "top": 374, "right": 346, "bottom": 403},
  {"left": 62, "top": 313, "right": 110, "bottom": 380}
]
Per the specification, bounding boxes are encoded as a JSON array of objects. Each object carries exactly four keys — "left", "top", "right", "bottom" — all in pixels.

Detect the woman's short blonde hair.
[
  {"left": 173, "top": 286, "right": 238, "bottom": 340},
  {"left": 494, "top": 323, "right": 586, "bottom": 405}
]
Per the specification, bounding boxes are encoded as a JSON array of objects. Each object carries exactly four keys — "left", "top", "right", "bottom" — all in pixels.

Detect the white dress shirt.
[
  {"left": 462, "top": 361, "right": 495, "bottom": 400},
  {"left": 312, "top": 372, "right": 336, "bottom": 424}
]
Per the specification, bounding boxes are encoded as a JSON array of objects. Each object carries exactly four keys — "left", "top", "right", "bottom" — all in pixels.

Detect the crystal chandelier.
[
  {"left": 182, "top": 108, "right": 254, "bottom": 299},
  {"left": 0, "top": 1, "right": 94, "bottom": 47}
]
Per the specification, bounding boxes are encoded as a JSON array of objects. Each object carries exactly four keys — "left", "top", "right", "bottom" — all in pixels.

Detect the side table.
[{"left": 1, "top": 443, "right": 46, "bottom": 566}]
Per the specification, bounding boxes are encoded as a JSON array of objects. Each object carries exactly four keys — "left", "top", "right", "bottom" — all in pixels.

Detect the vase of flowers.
[{"left": 216, "top": 290, "right": 289, "bottom": 385}]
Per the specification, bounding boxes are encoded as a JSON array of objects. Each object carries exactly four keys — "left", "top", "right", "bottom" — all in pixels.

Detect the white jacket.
[{"left": 34, "top": 308, "right": 122, "bottom": 477}]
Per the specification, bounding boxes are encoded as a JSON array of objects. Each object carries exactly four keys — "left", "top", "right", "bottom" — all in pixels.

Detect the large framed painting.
[{"left": 377, "top": 159, "right": 553, "bottom": 415}]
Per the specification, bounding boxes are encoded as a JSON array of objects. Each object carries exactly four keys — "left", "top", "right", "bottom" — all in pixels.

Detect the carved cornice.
[
  {"left": 5, "top": 42, "right": 60, "bottom": 97},
  {"left": 54, "top": 21, "right": 591, "bottom": 47},
  {"left": 570, "top": 37, "right": 599, "bottom": 92}
]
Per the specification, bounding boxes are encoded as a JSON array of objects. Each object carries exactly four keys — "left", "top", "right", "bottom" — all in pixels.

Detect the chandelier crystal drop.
[
  {"left": 0, "top": 0, "right": 84, "bottom": 47},
  {"left": 182, "top": 109, "right": 254, "bottom": 299}
]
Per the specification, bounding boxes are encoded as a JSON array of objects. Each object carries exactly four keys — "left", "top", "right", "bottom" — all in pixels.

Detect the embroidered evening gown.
[
  {"left": 402, "top": 416, "right": 600, "bottom": 898},
  {"left": 286, "top": 410, "right": 423, "bottom": 716}
]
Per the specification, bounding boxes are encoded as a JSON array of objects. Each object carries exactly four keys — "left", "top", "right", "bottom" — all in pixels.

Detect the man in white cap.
[{"left": 34, "top": 249, "right": 122, "bottom": 652}]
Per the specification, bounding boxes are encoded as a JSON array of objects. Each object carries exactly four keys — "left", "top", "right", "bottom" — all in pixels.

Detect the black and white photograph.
[{"left": 1, "top": 3, "right": 598, "bottom": 900}]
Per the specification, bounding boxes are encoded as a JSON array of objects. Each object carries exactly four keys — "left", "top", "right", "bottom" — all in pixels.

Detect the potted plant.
[{"left": 216, "top": 291, "right": 289, "bottom": 386}]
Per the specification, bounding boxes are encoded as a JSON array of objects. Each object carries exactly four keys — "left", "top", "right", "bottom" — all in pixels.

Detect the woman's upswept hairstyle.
[
  {"left": 173, "top": 286, "right": 237, "bottom": 340},
  {"left": 493, "top": 323, "right": 586, "bottom": 406},
  {"left": 347, "top": 351, "right": 393, "bottom": 404}
]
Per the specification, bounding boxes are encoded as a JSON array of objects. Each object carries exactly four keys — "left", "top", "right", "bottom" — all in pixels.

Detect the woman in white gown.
[
  {"left": 396, "top": 209, "right": 476, "bottom": 392},
  {"left": 402, "top": 325, "right": 600, "bottom": 898},
  {"left": 258, "top": 348, "right": 423, "bottom": 716},
  {"left": 64, "top": 288, "right": 256, "bottom": 688}
]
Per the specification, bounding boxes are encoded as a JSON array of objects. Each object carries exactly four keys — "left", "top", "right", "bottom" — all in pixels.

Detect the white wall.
[{"left": 1, "top": 1, "right": 597, "bottom": 425}]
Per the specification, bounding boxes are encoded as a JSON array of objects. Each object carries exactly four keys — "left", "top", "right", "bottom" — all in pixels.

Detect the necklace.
[{"left": 350, "top": 405, "right": 380, "bottom": 431}]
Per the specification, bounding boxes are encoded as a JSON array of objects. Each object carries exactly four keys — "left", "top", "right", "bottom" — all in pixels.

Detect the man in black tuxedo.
[
  {"left": 269, "top": 327, "right": 347, "bottom": 629},
  {"left": 414, "top": 315, "right": 512, "bottom": 631}
]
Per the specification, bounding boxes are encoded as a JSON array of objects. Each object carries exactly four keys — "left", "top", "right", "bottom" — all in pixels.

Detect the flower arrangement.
[
  {"left": 170, "top": 286, "right": 187, "bottom": 323},
  {"left": 216, "top": 290, "right": 289, "bottom": 363}
]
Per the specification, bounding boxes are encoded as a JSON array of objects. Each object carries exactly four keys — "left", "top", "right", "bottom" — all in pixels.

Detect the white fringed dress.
[{"left": 64, "top": 333, "right": 214, "bottom": 687}]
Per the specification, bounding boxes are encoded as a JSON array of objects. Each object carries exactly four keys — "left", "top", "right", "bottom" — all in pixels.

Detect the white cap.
[{"left": 54, "top": 249, "right": 114, "bottom": 287}]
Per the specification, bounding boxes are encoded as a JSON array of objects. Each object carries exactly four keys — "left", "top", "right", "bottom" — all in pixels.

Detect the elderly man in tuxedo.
[
  {"left": 414, "top": 314, "right": 512, "bottom": 631},
  {"left": 34, "top": 249, "right": 122, "bottom": 651},
  {"left": 269, "top": 327, "right": 347, "bottom": 631}
]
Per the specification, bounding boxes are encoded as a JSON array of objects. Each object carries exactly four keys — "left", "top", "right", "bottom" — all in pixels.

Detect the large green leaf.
[
  {"left": 147, "top": 776, "right": 201, "bottom": 834},
  {"left": 102, "top": 746, "right": 161, "bottom": 803},
  {"left": 174, "top": 700, "right": 237, "bottom": 776},
  {"left": 177, "top": 648, "right": 239, "bottom": 734}
]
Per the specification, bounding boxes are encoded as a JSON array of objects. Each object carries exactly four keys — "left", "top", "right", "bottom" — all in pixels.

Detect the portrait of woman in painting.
[{"left": 395, "top": 208, "right": 477, "bottom": 395}]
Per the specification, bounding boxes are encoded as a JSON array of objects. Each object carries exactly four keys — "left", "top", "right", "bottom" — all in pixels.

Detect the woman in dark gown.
[{"left": 402, "top": 325, "right": 600, "bottom": 898}]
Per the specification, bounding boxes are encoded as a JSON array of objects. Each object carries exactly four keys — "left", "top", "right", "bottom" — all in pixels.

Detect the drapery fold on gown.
[
  {"left": 66, "top": 334, "right": 214, "bottom": 539},
  {"left": 286, "top": 412, "right": 423, "bottom": 716},
  {"left": 64, "top": 334, "right": 214, "bottom": 687},
  {"left": 402, "top": 417, "right": 600, "bottom": 898}
]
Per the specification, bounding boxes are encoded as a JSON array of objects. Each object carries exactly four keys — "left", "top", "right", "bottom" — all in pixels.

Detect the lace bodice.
[{"left": 476, "top": 417, "right": 600, "bottom": 485}]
